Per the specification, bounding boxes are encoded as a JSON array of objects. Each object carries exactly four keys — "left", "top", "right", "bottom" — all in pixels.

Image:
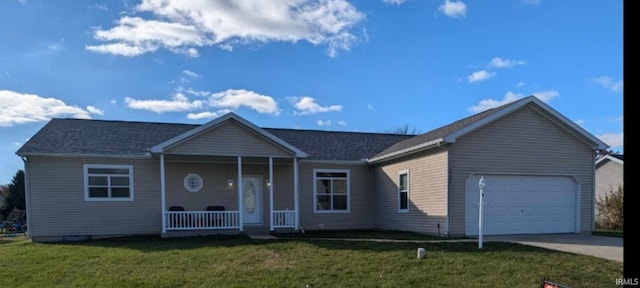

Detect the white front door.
[{"left": 242, "top": 176, "right": 262, "bottom": 224}]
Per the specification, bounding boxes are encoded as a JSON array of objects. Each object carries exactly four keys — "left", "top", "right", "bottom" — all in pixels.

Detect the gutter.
[{"left": 367, "top": 138, "right": 445, "bottom": 164}]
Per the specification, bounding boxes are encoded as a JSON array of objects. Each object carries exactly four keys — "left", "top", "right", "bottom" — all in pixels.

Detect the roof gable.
[
  {"left": 150, "top": 113, "right": 307, "bottom": 157},
  {"left": 369, "top": 96, "right": 609, "bottom": 163},
  {"left": 596, "top": 154, "right": 624, "bottom": 167}
]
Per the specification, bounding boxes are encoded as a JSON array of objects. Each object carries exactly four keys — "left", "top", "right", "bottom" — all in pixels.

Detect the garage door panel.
[{"left": 465, "top": 175, "right": 577, "bottom": 236}]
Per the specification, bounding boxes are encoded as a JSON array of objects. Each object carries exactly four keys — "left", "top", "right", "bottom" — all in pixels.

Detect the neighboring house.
[
  {"left": 594, "top": 154, "right": 623, "bottom": 221},
  {"left": 16, "top": 96, "right": 608, "bottom": 242}
]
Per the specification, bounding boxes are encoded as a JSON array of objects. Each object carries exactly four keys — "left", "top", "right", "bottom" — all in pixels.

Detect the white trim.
[
  {"left": 149, "top": 112, "right": 308, "bottom": 157},
  {"left": 398, "top": 169, "right": 409, "bottom": 213},
  {"left": 293, "top": 158, "right": 299, "bottom": 230},
  {"left": 313, "top": 169, "right": 350, "bottom": 213},
  {"left": 83, "top": 164, "right": 134, "bottom": 201},
  {"left": 21, "top": 157, "right": 32, "bottom": 239},
  {"left": 160, "top": 154, "right": 166, "bottom": 233},
  {"left": 367, "top": 139, "right": 443, "bottom": 163},
  {"left": 183, "top": 173, "right": 203, "bottom": 192},
  {"left": 237, "top": 156, "right": 243, "bottom": 231},
  {"left": 269, "top": 157, "right": 274, "bottom": 231},
  {"left": 596, "top": 155, "right": 624, "bottom": 166}
]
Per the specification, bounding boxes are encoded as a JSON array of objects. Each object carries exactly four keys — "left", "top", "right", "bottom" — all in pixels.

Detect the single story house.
[
  {"left": 16, "top": 96, "right": 608, "bottom": 242},
  {"left": 594, "top": 154, "right": 623, "bottom": 220}
]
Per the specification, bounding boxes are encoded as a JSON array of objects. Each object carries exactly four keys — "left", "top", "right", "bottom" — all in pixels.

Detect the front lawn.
[
  {"left": 592, "top": 229, "right": 623, "bottom": 238},
  {"left": 0, "top": 235, "right": 622, "bottom": 287}
]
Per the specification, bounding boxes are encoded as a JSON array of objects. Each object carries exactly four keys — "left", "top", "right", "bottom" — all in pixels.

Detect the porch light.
[
  {"left": 227, "top": 178, "right": 234, "bottom": 188},
  {"left": 266, "top": 179, "right": 271, "bottom": 187}
]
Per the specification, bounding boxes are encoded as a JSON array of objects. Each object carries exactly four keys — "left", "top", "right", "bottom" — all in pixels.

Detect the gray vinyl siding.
[
  {"left": 448, "top": 105, "right": 596, "bottom": 236},
  {"left": 26, "top": 157, "right": 161, "bottom": 239},
  {"left": 164, "top": 162, "right": 295, "bottom": 229},
  {"left": 595, "top": 160, "right": 623, "bottom": 215},
  {"left": 373, "top": 149, "right": 449, "bottom": 235},
  {"left": 298, "top": 162, "right": 373, "bottom": 230},
  {"left": 166, "top": 120, "right": 292, "bottom": 157}
]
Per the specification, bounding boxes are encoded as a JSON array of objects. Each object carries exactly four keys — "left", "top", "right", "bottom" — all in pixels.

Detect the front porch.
[{"left": 159, "top": 155, "right": 300, "bottom": 234}]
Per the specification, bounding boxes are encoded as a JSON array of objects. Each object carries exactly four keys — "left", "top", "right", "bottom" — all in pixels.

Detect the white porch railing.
[
  {"left": 272, "top": 210, "right": 296, "bottom": 229},
  {"left": 166, "top": 211, "right": 240, "bottom": 230}
]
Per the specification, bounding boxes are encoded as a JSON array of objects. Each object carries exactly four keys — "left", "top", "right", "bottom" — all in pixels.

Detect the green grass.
[
  {"left": 592, "top": 229, "right": 623, "bottom": 238},
  {"left": 0, "top": 235, "right": 622, "bottom": 288},
  {"left": 272, "top": 229, "right": 459, "bottom": 240}
]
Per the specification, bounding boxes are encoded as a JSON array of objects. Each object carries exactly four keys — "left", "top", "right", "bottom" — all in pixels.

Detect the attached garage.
[{"left": 465, "top": 174, "right": 579, "bottom": 236}]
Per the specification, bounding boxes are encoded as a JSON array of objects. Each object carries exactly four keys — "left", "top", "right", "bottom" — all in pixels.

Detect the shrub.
[{"left": 595, "top": 184, "right": 623, "bottom": 230}]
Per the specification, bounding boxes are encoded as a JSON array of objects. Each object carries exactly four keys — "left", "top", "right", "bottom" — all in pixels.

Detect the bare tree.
[{"left": 385, "top": 124, "right": 421, "bottom": 135}]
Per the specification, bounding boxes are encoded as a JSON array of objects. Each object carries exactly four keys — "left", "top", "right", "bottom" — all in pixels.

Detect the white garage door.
[{"left": 465, "top": 175, "right": 578, "bottom": 236}]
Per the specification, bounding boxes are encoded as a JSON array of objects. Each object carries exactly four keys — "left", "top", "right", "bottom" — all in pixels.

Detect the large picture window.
[
  {"left": 314, "top": 169, "right": 350, "bottom": 213},
  {"left": 84, "top": 164, "right": 134, "bottom": 201},
  {"left": 398, "top": 170, "right": 409, "bottom": 212}
]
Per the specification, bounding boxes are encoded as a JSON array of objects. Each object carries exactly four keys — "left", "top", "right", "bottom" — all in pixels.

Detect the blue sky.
[{"left": 0, "top": 0, "right": 623, "bottom": 184}]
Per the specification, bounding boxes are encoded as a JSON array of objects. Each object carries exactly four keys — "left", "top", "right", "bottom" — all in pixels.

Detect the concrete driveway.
[{"left": 484, "top": 233, "right": 623, "bottom": 262}]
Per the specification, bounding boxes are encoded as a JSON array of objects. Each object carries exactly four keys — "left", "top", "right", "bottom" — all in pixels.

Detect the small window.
[
  {"left": 184, "top": 173, "right": 203, "bottom": 192},
  {"left": 314, "top": 169, "right": 350, "bottom": 213},
  {"left": 398, "top": 170, "right": 409, "bottom": 212},
  {"left": 84, "top": 164, "right": 134, "bottom": 201}
]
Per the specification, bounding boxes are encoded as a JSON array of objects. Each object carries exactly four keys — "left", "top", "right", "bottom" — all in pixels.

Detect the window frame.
[
  {"left": 398, "top": 169, "right": 409, "bottom": 213},
  {"left": 313, "top": 169, "right": 350, "bottom": 213},
  {"left": 84, "top": 164, "right": 134, "bottom": 201}
]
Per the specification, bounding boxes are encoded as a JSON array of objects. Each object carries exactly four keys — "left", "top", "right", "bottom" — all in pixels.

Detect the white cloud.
[
  {"left": 0, "top": 90, "right": 92, "bottom": 127},
  {"left": 89, "top": 3, "right": 108, "bottom": 11},
  {"left": 382, "top": 0, "right": 407, "bottom": 4},
  {"left": 439, "top": 0, "right": 467, "bottom": 18},
  {"left": 516, "top": 82, "right": 526, "bottom": 88},
  {"left": 124, "top": 89, "right": 279, "bottom": 115},
  {"left": 532, "top": 90, "right": 559, "bottom": 102},
  {"left": 86, "top": 106, "right": 104, "bottom": 115},
  {"left": 598, "top": 132, "right": 623, "bottom": 148},
  {"left": 467, "top": 70, "right": 495, "bottom": 83},
  {"left": 337, "top": 120, "right": 347, "bottom": 126},
  {"left": 48, "top": 39, "right": 65, "bottom": 52},
  {"left": 124, "top": 92, "right": 204, "bottom": 113},
  {"left": 86, "top": 0, "right": 365, "bottom": 57},
  {"left": 187, "top": 109, "right": 230, "bottom": 120},
  {"left": 110, "top": 99, "right": 117, "bottom": 105},
  {"left": 592, "top": 76, "right": 623, "bottom": 92},
  {"left": 291, "top": 96, "right": 342, "bottom": 115},
  {"left": 182, "top": 70, "right": 200, "bottom": 78},
  {"left": 574, "top": 119, "right": 585, "bottom": 126},
  {"left": 209, "top": 89, "right": 280, "bottom": 115},
  {"left": 467, "top": 90, "right": 559, "bottom": 113},
  {"left": 367, "top": 104, "right": 375, "bottom": 111},
  {"left": 523, "top": 0, "right": 540, "bottom": 5},
  {"left": 489, "top": 57, "right": 526, "bottom": 68},
  {"left": 317, "top": 120, "right": 331, "bottom": 126}
]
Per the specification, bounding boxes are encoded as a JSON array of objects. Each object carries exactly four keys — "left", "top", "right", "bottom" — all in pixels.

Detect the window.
[
  {"left": 84, "top": 164, "right": 134, "bottom": 201},
  {"left": 184, "top": 173, "right": 203, "bottom": 192},
  {"left": 398, "top": 170, "right": 409, "bottom": 212},
  {"left": 314, "top": 169, "right": 350, "bottom": 213}
]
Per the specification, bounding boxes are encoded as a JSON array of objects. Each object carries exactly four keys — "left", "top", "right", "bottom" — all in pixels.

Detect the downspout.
[{"left": 21, "top": 157, "right": 32, "bottom": 239}]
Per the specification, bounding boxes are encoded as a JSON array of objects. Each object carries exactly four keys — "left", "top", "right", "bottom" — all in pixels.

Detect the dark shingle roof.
[{"left": 17, "top": 118, "right": 413, "bottom": 161}]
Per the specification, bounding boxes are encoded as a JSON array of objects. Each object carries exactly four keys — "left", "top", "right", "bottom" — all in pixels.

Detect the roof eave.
[
  {"left": 17, "top": 152, "right": 152, "bottom": 159},
  {"left": 596, "top": 155, "right": 624, "bottom": 166},
  {"left": 367, "top": 138, "right": 445, "bottom": 164}
]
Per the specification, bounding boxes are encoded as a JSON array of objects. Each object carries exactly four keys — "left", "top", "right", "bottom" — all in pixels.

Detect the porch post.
[
  {"left": 160, "top": 154, "right": 166, "bottom": 233},
  {"left": 269, "top": 157, "right": 274, "bottom": 231},
  {"left": 237, "top": 156, "right": 243, "bottom": 231},
  {"left": 293, "top": 157, "right": 299, "bottom": 230}
]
